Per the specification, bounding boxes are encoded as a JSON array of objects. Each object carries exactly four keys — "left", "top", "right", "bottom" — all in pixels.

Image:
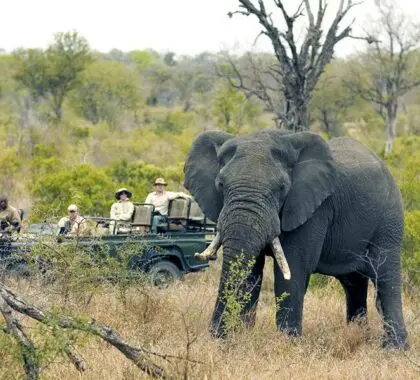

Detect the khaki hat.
[
  {"left": 154, "top": 178, "right": 167, "bottom": 186},
  {"left": 67, "top": 204, "right": 78, "bottom": 212},
  {"left": 115, "top": 188, "right": 132, "bottom": 199}
]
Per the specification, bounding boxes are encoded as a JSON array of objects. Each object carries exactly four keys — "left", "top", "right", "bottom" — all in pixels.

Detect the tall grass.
[{"left": 1, "top": 260, "right": 419, "bottom": 379}]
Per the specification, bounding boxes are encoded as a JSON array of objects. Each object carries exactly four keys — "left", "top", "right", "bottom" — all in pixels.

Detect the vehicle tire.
[{"left": 149, "top": 260, "right": 181, "bottom": 288}]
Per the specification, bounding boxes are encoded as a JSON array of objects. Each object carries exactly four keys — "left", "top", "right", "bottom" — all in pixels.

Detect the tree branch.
[
  {"left": 0, "top": 282, "right": 172, "bottom": 379},
  {"left": 0, "top": 295, "right": 40, "bottom": 379}
]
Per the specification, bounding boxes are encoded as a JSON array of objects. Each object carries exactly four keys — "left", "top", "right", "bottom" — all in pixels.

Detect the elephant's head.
[{"left": 184, "top": 130, "right": 336, "bottom": 333}]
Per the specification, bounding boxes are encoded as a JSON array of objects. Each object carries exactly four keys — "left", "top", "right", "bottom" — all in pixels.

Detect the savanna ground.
[{"left": 0, "top": 258, "right": 419, "bottom": 380}]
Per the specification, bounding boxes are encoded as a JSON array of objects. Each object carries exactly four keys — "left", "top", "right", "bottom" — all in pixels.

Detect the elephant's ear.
[
  {"left": 184, "top": 131, "right": 233, "bottom": 222},
  {"left": 281, "top": 132, "right": 337, "bottom": 232}
]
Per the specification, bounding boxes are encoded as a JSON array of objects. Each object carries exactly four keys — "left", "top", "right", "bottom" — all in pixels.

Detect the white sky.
[{"left": 1, "top": 0, "right": 419, "bottom": 57}]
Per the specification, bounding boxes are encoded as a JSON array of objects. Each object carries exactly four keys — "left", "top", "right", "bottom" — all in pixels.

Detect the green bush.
[
  {"left": 384, "top": 136, "right": 420, "bottom": 211},
  {"left": 107, "top": 159, "right": 184, "bottom": 202},
  {"left": 402, "top": 210, "right": 420, "bottom": 287},
  {"left": 31, "top": 164, "right": 116, "bottom": 221}
]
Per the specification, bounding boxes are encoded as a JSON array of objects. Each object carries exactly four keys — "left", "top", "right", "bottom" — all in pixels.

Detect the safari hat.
[
  {"left": 154, "top": 178, "right": 167, "bottom": 186},
  {"left": 67, "top": 204, "right": 78, "bottom": 212},
  {"left": 115, "top": 188, "right": 132, "bottom": 199}
]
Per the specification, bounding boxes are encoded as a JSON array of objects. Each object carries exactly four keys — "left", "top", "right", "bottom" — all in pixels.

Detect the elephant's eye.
[{"left": 217, "top": 157, "right": 225, "bottom": 168}]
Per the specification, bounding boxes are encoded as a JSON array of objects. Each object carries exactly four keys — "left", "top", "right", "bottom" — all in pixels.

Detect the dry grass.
[{"left": 1, "top": 260, "right": 419, "bottom": 380}]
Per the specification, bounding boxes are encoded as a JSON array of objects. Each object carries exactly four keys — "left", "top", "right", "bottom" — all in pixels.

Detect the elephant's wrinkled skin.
[{"left": 184, "top": 130, "right": 408, "bottom": 349}]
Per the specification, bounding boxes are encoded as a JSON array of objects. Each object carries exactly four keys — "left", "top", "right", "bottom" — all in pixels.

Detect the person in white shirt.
[
  {"left": 145, "top": 178, "right": 190, "bottom": 232},
  {"left": 110, "top": 188, "right": 135, "bottom": 234},
  {"left": 57, "top": 204, "right": 87, "bottom": 236}
]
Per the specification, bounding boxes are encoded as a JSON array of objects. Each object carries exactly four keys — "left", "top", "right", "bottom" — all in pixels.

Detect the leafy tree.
[
  {"left": 31, "top": 164, "right": 116, "bottom": 220},
  {"left": 402, "top": 210, "right": 420, "bottom": 287},
  {"left": 106, "top": 48, "right": 128, "bottom": 63},
  {"left": 212, "top": 82, "right": 262, "bottom": 134},
  {"left": 0, "top": 148, "right": 21, "bottom": 192},
  {"left": 107, "top": 159, "right": 184, "bottom": 202},
  {"left": 0, "top": 54, "right": 19, "bottom": 100},
  {"left": 346, "top": 1, "right": 420, "bottom": 154},
  {"left": 163, "top": 51, "right": 177, "bottom": 66},
  {"left": 155, "top": 111, "right": 193, "bottom": 135},
  {"left": 128, "top": 49, "right": 160, "bottom": 71},
  {"left": 385, "top": 136, "right": 420, "bottom": 211},
  {"left": 310, "top": 60, "right": 359, "bottom": 136},
  {"left": 14, "top": 31, "right": 92, "bottom": 120},
  {"left": 72, "top": 60, "right": 142, "bottom": 126},
  {"left": 30, "top": 144, "right": 65, "bottom": 179}
]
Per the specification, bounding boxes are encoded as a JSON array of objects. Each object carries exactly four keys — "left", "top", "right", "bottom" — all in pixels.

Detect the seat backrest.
[
  {"left": 132, "top": 204, "right": 154, "bottom": 226},
  {"left": 206, "top": 218, "right": 217, "bottom": 226},
  {"left": 168, "top": 198, "right": 190, "bottom": 220},
  {"left": 188, "top": 201, "right": 205, "bottom": 224}
]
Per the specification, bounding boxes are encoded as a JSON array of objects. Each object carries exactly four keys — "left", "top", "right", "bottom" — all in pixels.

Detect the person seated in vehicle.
[
  {"left": 0, "top": 194, "right": 21, "bottom": 233},
  {"left": 110, "top": 188, "right": 135, "bottom": 234},
  {"left": 57, "top": 204, "right": 87, "bottom": 236},
  {"left": 145, "top": 178, "right": 191, "bottom": 233}
]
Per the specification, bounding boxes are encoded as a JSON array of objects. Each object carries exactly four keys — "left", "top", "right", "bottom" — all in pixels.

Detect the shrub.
[
  {"left": 31, "top": 164, "right": 116, "bottom": 221},
  {"left": 402, "top": 210, "right": 420, "bottom": 287}
]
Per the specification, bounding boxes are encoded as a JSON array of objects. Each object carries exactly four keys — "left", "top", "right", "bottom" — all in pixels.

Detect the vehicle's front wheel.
[{"left": 148, "top": 260, "right": 181, "bottom": 288}]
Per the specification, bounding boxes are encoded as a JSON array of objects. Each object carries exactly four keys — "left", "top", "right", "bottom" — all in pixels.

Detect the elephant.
[{"left": 184, "top": 129, "right": 408, "bottom": 350}]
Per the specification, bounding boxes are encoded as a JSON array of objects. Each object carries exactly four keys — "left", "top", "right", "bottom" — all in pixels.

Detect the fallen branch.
[
  {"left": 0, "top": 295, "right": 40, "bottom": 380},
  {"left": 0, "top": 281, "right": 172, "bottom": 379}
]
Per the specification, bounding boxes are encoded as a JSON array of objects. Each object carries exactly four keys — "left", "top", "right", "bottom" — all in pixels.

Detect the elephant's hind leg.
[
  {"left": 336, "top": 272, "right": 368, "bottom": 323},
  {"left": 367, "top": 211, "right": 408, "bottom": 350}
]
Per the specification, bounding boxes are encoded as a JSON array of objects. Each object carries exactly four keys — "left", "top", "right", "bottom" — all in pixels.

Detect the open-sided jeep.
[{"left": 0, "top": 198, "right": 217, "bottom": 287}]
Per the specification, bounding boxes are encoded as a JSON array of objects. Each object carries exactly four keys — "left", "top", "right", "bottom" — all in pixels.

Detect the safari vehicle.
[{"left": 0, "top": 198, "right": 217, "bottom": 287}]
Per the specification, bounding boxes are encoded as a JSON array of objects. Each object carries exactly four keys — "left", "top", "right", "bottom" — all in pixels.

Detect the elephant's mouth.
[{"left": 197, "top": 233, "right": 291, "bottom": 280}]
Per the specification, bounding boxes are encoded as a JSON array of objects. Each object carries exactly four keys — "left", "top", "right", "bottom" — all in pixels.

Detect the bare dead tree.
[
  {"left": 223, "top": 0, "right": 367, "bottom": 131},
  {"left": 216, "top": 51, "right": 285, "bottom": 127},
  {"left": 346, "top": 0, "right": 420, "bottom": 154}
]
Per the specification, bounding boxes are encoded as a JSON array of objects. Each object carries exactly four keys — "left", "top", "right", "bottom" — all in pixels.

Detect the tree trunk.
[
  {"left": 283, "top": 92, "right": 309, "bottom": 132},
  {"left": 385, "top": 104, "right": 398, "bottom": 155}
]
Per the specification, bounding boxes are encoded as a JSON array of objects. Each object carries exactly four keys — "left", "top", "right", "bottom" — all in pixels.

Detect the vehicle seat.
[
  {"left": 167, "top": 198, "right": 191, "bottom": 231},
  {"left": 187, "top": 200, "right": 217, "bottom": 232},
  {"left": 187, "top": 201, "right": 205, "bottom": 230},
  {"left": 131, "top": 204, "right": 154, "bottom": 233}
]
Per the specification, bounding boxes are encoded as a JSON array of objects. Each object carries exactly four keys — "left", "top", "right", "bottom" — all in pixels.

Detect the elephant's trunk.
[
  {"left": 209, "top": 207, "right": 291, "bottom": 338},
  {"left": 210, "top": 242, "right": 261, "bottom": 338},
  {"left": 220, "top": 206, "right": 291, "bottom": 280}
]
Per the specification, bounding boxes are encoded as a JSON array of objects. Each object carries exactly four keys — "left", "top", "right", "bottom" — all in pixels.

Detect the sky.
[{"left": 1, "top": 0, "right": 419, "bottom": 57}]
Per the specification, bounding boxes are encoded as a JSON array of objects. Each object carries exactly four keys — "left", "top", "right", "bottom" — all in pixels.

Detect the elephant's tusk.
[
  {"left": 271, "top": 237, "right": 291, "bottom": 280},
  {"left": 194, "top": 232, "right": 221, "bottom": 261}
]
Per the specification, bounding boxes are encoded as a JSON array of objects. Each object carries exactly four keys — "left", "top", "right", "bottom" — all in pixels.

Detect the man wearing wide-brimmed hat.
[
  {"left": 145, "top": 178, "right": 190, "bottom": 233},
  {"left": 110, "top": 188, "right": 135, "bottom": 233}
]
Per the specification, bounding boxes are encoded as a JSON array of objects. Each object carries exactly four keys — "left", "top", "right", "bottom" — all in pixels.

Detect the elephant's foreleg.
[
  {"left": 273, "top": 264, "right": 307, "bottom": 336},
  {"left": 210, "top": 252, "right": 265, "bottom": 338},
  {"left": 273, "top": 214, "right": 328, "bottom": 336},
  {"left": 336, "top": 272, "right": 368, "bottom": 323}
]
